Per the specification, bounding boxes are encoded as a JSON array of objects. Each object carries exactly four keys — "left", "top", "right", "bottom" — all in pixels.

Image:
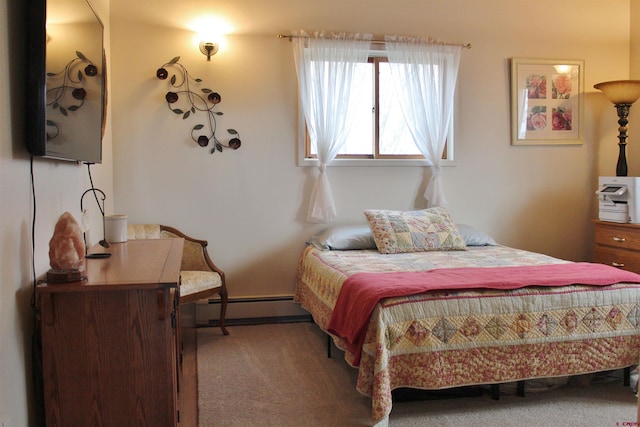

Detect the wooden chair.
[{"left": 127, "top": 224, "right": 229, "bottom": 335}]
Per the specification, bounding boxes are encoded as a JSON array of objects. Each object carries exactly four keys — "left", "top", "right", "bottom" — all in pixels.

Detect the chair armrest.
[{"left": 160, "top": 225, "right": 225, "bottom": 279}]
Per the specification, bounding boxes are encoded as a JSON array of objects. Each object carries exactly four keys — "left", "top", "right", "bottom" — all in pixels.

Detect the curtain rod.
[{"left": 276, "top": 33, "right": 471, "bottom": 49}]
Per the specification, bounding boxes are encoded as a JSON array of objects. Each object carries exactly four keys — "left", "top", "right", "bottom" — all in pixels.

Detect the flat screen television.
[{"left": 26, "top": 0, "right": 105, "bottom": 163}]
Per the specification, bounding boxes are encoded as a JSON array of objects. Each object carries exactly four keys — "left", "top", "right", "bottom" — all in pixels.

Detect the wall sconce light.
[
  {"left": 594, "top": 80, "right": 640, "bottom": 176},
  {"left": 199, "top": 41, "right": 219, "bottom": 61}
]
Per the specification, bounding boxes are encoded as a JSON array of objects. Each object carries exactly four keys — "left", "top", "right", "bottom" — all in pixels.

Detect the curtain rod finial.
[{"left": 277, "top": 33, "right": 293, "bottom": 41}]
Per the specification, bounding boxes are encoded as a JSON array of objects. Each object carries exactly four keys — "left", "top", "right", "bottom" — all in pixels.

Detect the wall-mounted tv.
[{"left": 26, "top": 0, "right": 105, "bottom": 163}]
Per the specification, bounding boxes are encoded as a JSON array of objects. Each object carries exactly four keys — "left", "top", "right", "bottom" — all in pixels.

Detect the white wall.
[
  {"left": 633, "top": 0, "right": 640, "bottom": 78},
  {"left": 0, "top": 0, "right": 113, "bottom": 425},
  {"left": 111, "top": 0, "right": 631, "bottom": 303}
]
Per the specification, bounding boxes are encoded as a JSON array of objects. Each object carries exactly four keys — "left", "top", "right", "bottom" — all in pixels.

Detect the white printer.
[{"left": 596, "top": 176, "right": 640, "bottom": 223}]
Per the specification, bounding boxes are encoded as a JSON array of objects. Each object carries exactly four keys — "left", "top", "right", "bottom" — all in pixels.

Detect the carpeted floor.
[{"left": 197, "top": 322, "right": 638, "bottom": 427}]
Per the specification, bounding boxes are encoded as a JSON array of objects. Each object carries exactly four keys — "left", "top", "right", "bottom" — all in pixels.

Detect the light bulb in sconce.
[
  {"left": 191, "top": 16, "right": 232, "bottom": 61},
  {"left": 199, "top": 40, "right": 219, "bottom": 61}
]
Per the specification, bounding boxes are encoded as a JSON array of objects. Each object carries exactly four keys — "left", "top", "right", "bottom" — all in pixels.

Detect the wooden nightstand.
[{"left": 594, "top": 220, "right": 640, "bottom": 274}]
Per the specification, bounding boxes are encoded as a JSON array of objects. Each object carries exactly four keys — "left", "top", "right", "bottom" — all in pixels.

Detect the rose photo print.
[{"left": 510, "top": 58, "right": 584, "bottom": 145}]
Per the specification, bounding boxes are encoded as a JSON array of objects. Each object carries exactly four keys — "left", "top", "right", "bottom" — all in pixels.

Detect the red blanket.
[{"left": 326, "top": 262, "right": 640, "bottom": 366}]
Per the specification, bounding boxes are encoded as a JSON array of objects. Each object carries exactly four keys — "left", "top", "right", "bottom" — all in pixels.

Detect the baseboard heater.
[{"left": 195, "top": 295, "right": 311, "bottom": 327}]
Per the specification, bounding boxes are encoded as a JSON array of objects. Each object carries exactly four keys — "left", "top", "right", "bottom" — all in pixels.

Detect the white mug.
[{"left": 104, "top": 214, "right": 128, "bottom": 243}]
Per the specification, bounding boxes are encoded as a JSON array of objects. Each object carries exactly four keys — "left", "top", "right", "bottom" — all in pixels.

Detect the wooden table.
[{"left": 37, "top": 238, "right": 184, "bottom": 426}]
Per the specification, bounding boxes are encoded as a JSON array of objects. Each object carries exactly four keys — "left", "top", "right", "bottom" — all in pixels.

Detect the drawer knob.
[
  {"left": 612, "top": 237, "right": 626, "bottom": 242},
  {"left": 612, "top": 262, "right": 625, "bottom": 268}
]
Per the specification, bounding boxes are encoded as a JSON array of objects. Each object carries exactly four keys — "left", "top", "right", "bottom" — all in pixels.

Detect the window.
[
  {"left": 302, "top": 55, "right": 453, "bottom": 164},
  {"left": 292, "top": 32, "right": 463, "bottom": 220}
]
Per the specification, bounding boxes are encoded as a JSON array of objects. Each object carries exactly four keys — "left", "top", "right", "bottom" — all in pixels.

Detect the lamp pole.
[{"left": 614, "top": 103, "right": 632, "bottom": 176}]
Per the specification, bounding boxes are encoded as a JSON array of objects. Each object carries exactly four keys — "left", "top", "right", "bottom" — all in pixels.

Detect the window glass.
[
  {"left": 378, "top": 62, "right": 422, "bottom": 156},
  {"left": 305, "top": 56, "right": 450, "bottom": 161},
  {"left": 337, "top": 62, "right": 374, "bottom": 156}
]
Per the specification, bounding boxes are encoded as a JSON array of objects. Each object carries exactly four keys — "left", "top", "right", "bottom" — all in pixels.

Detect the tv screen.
[{"left": 26, "top": 0, "right": 105, "bottom": 163}]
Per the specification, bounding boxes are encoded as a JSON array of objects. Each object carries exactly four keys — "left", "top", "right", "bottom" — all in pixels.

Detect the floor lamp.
[{"left": 594, "top": 80, "right": 640, "bottom": 176}]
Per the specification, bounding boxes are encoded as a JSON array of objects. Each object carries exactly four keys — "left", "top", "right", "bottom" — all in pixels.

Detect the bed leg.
[
  {"left": 517, "top": 380, "right": 525, "bottom": 397},
  {"left": 491, "top": 384, "right": 500, "bottom": 400},
  {"left": 624, "top": 366, "right": 631, "bottom": 386},
  {"left": 327, "top": 334, "right": 332, "bottom": 358}
]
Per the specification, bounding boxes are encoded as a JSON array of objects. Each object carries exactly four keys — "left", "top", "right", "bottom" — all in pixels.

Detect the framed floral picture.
[{"left": 510, "top": 58, "right": 584, "bottom": 145}]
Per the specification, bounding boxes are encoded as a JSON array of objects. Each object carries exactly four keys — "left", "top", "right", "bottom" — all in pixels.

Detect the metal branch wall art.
[
  {"left": 156, "top": 56, "right": 241, "bottom": 154},
  {"left": 46, "top": 51, "right": 98, "bottom": 140}
]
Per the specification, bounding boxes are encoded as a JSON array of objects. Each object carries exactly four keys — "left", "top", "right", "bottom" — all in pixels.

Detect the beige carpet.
[{"left": 198, "top": 322, "right": 638, "bottom": 427}]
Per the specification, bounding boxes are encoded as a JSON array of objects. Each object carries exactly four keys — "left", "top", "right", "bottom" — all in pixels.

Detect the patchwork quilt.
[{"left": 294, "top": 245, "right": 640, "bottom": 426}]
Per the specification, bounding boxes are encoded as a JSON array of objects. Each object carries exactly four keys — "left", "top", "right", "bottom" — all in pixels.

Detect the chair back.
[
  {"left": 127, "top": 224, "right": 161, "bottom": 239},
  {"left": 127, "top": 224, "right": 211, "bottom": 271}
]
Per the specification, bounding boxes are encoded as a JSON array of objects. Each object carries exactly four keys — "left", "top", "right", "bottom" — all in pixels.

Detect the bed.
[{"left": 294, "top": 208, "right": 640, "bottom": 426}]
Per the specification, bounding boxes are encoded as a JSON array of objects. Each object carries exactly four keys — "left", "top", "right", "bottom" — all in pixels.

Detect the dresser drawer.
[
  {"left": 594, "top": 246, "right": 640, "bottom": 274},
  {"left": 594, "top": 222, "right": 640, "bottom": 251}
]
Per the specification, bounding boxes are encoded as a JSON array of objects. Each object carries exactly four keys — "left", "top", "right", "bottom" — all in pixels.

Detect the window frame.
[{"left": 297, "top": 52, "right": 456, "bottom": 167}]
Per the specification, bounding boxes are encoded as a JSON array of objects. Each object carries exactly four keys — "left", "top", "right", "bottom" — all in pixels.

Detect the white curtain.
[
  {"left": 385, "top": 36, "right": 462, "bottom": 207},
  {"left": 292, "top": 30, "right": 372, "bottom": 223}
]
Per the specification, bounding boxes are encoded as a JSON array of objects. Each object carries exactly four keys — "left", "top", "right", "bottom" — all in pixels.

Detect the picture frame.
[{"left": 510, "top": 58, "right": 584, "bottom": 145}]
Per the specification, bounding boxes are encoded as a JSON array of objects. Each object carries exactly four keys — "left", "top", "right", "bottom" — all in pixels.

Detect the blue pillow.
[
  {"left": 456, "top": 224, "right": 498, "bottom": 246},
  {"left": 307, "top": 225, "right": 377, "bottom": 250}
]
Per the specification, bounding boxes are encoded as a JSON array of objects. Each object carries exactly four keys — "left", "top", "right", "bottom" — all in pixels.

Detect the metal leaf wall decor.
[{"left": 156, "top": 56, "right": 241, "bottom": 154}]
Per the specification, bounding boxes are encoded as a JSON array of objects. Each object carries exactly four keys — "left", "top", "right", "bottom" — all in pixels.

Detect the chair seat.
[
  {"left": 180, "top": 270, "right": 222, "bottom": 297},
  {"left": 127, "top": 224, "right": 229, "bottom": 335}
]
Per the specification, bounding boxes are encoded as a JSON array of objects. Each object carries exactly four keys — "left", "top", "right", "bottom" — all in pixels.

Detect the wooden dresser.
[
  {"left": 594, "top": 220, "right": 640, "bottom": 274},
  {"left": 36, "top": 238, "right": 184, "bottom": 426},
  {"left": 594, "top": 221, "right": 640, "bottom": 422}
]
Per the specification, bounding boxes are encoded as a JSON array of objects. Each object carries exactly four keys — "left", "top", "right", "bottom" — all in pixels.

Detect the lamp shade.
[{"left": 594, "top": 80, "right": 640, "bottom": 104}]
